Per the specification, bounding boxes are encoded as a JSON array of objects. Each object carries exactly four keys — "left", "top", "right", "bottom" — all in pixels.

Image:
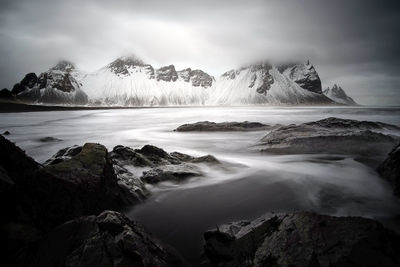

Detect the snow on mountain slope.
[
  {"left": 323, "top": 84, "right": 358, "bottom": 105},
  {"left": 211, "top": 62, "right": 333, "bottom": 105},
  {"left": 13, "top": 61, "right": 88, "bottom": 105},
  {"left": 78, "top": 56, "right": 215, "bottom": 106},
  {"left": 277, "top": 60, "right": 322, "bottom": 94}
]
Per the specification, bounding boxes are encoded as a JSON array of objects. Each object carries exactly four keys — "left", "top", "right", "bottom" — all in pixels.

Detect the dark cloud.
[{"left": 0, "top": 0, "right": 399, "bottom": 105}]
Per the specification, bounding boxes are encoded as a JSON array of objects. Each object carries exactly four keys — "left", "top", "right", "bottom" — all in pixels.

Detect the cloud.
[{"left": 0, "top": 0, "right": 399, "bottom": 105}]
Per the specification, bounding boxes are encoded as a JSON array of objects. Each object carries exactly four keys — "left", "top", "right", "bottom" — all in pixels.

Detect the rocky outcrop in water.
[
  {"left": 257, "top": 117, "right": 400, "bottom": 155},
  {"left": 30, "top": 210, "right": 185, "bottom": 267},
  {"left": 111, "top": 144, "right": 219, "bottom": 184},
  {"left": 204, "top": 211, "right": 400, "bottom": 267},
  {"left": 175, "top": 121, "right": 277, "bottom": 132},
  {"left": 378, "top": 143, "right": 400, "bottom": 196}
]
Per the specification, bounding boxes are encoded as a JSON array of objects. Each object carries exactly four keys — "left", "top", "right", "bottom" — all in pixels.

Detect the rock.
[
  {"left": 258, "top": 117, "right": 400, "bottom": 155},
  {"left": 111, "top": 145, "right": 219, "bottom": 184},
  {"left": 204, "top": 211, "right": 400, "bottom": 267},
  {"left": 31, "top": 143, "right": 141, "bottom": 228},
  {"left": 0, "top": 88, "right": 12, "bottom": 98},
  {"left": 156, "top": 65, "right": 178, "bottom": 82},
  {"left": 44, "top": 145, "right": 82, "bottom": 165},
  {"left": 175, "top": 121, "right": 276, "bottom": 132},
  {"left": 141, "top": 163, "right": 202, "bottom": 184},
  {"left": 377, "top": 143, "right": 400, "bottom": 196},
  {"left": 28, "top": 211, "right": 186, "bottom": 267},
  {"left": 38, "top": 136, "right": 62, "bottom": 142},
  {"left": 3, "top": 130, "right": 10, "bottom": 135},
  {"left": 177, "top": 68, "right": 214, "bottom": 88}
]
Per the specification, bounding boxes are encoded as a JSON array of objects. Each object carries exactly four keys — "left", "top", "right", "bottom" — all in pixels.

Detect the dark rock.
[
  {"left": 378, "top": 144, "right": 400, "bottom": 196},
  {"left": 204, "top": 211, "right": 400, "bottom": 267},
  {"left": 30, "top": 210, "right": 186, "bottom": 267},
  {"left": 38, "top": 136, "right": 62, "bottom": 142},
  {"left": 3, "top": 130, "right": 10, "bottom": 135},
  {"left": 141, "top": 163, "right": 202, "bottom": 184},
  {"left": 277, "top": 60, "right": 323, "bottom": 94},
  {"left": 177, "top": 68, "right": 214, "bottom": 87},
  {"left": 29, "top": 143, "right": 141, "bottom": 228},
  {"left": 111, "top": 145, "right": 220, "bottom": 184},
  {"left": 156, "top": 65, "right": 178, "bottom": 82},
  {"left": 44, "top": 145, "right": 82, "bottom": 165},
  {"left": 258, "top": 117, "right": 400, "bottom": 155},
  {"left": 0, "top": 88, "right": 12, "bottom": 98},
  {"left": 175, "top": 121, "right": 276, "bottom": 132}
]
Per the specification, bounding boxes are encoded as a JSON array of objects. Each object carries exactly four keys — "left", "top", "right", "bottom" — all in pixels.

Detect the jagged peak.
[
  {"left": 50, "top": 60, "right": 76, "bottom": 72},
  {"left": 108, "top": 55, "right": 145, "bottom": 67}
]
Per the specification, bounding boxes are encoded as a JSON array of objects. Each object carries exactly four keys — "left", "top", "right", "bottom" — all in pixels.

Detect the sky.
[{"left": 0, "top": 0, "right": 399, "bottom": 105}]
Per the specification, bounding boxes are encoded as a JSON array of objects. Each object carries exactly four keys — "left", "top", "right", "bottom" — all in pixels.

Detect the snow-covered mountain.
[
  {"left": 323, "top": 84, "right": 358, "bottom": 105},
  {"left": 8, "top": 56, "right": 345, "bottom": 106},
  {"left": 211, "top": 61, "right": 333, "bottom": 105},
  {"left": 79, "top": 56, "right": 215, "bottom": 106},
  {"left": 11, "top": 61, "right": 88, "bottom": 105}
]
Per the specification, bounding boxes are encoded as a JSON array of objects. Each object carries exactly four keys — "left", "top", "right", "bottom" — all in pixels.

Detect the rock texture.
[
  {"left": 258, "top": 117, "right": 400, "bottom": 155},
  {"left": 30, "top": 210, "right": 185, "bottom": 267},
  {"left": 204, "top": 211, "right": 400, "bottom": 267},
  {"left": 175, "top": 121, "right": 277, "bottom": 132},
  {"left": 378, "top": 143, "right": 400, "bottom": 196},
  {"left": 110, "top": 144, "right": 219, "bottom": 184}
]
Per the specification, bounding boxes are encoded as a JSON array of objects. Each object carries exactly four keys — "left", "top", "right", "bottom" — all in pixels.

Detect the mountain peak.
[
  {"left": 50, "top": 60, "right": 76, "bottom": 72},
  {"left": 323, "top": 84, "right": 357, "bottom": 105},
  {"left": 107, "top": 55, "right": 145, "bottom": 75}
]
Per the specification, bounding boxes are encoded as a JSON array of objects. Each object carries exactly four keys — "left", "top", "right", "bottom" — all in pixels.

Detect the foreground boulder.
[
  {"left": 257, "top": 117, "right": 400, "bottom": 155},
  {"left": 29, "top": 210, "right": 185, "bottom": 267},
  {"left": 204, "top": 211, "right": 400, "bottom": 267},
  {"left": 378, "top": 143, "right": 400, "bottom": 196},
  {"left": 175, "top": 121, "right": 276, "bottom": 132}
]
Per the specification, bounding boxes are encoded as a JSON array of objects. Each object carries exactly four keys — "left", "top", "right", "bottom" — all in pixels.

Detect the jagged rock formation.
[
  {"left": 175, "top": 121, "right": 277, "bottom": 132},
  {"left": 257, "top": 117, "right": 400, "bottom": 155},
  {"left": 378, "top": 143, "right": 400, "bottom": 196},
  {"left": 277, "top": 60, "right": 322, "bottom": 94},
  {"left": 11, "top": 60, "right": 88, "bottom": 105},
  {"left": 212, "top": 61, "right": 333, "bottom": 105},
  {"left": 323, "top": 84, "right": 358, "bottom": 105},
  {"left": 204, "top": 211, "right": 400, "bottom": 267}
]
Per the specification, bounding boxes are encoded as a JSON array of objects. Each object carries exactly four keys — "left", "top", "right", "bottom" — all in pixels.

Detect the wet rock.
[
  {"left": 38, "top": 136, "right": 62, "bottom": 142},
  {"left": 378, "top": 143, "right": 400, "bottom": 196},
  {"left": 44, "top": 145, "right": 82, "bottom": 165},
  {"left": 32, "top": 143, "right": 140, "bottom": 228},
  {"left": 31, "top": 210, "right": 186, "bottom": 267},
  {"left": 111, "top": 144, "right": 219, "bottom": 184},
  {"left": 175, "top": 121, "right": 276, "bottom": 132},
  {"left": 3, "top": 130, "right": 10, "bottom": 135},
  {"left": 141, "top": 163, "right": 202, "bottom": 184},
  {"left": 204, "top": 211, "right": 400, "bottom": 267},
  {"left": 258, "top": 117, "right": 400, "bottom": 155}
]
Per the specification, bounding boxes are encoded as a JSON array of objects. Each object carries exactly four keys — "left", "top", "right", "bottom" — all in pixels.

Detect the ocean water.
[{"left": 1, "top": 106, "right": 400, "bottom": 263}]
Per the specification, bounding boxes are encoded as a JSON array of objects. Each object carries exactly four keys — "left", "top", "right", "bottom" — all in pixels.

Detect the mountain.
[
  {"left": 12, "top": 60, "right": 88, "bottom": 105},
  {"left": 79, "top": 56, "right": 215, "bottom": 106},
  {"left": 8, "top": 56, "right": 339, "bottom": 106},
  {"left": 211, "top": 61, "right": 333, "bottom": 105},
  {"left": 323, "top": 84, "right": 358, "bottom": 105}
]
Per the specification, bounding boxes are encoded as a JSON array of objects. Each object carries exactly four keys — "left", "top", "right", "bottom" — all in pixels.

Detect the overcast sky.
[{"left": 0, "top": 0, "right": 399, "bottom": 105}]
